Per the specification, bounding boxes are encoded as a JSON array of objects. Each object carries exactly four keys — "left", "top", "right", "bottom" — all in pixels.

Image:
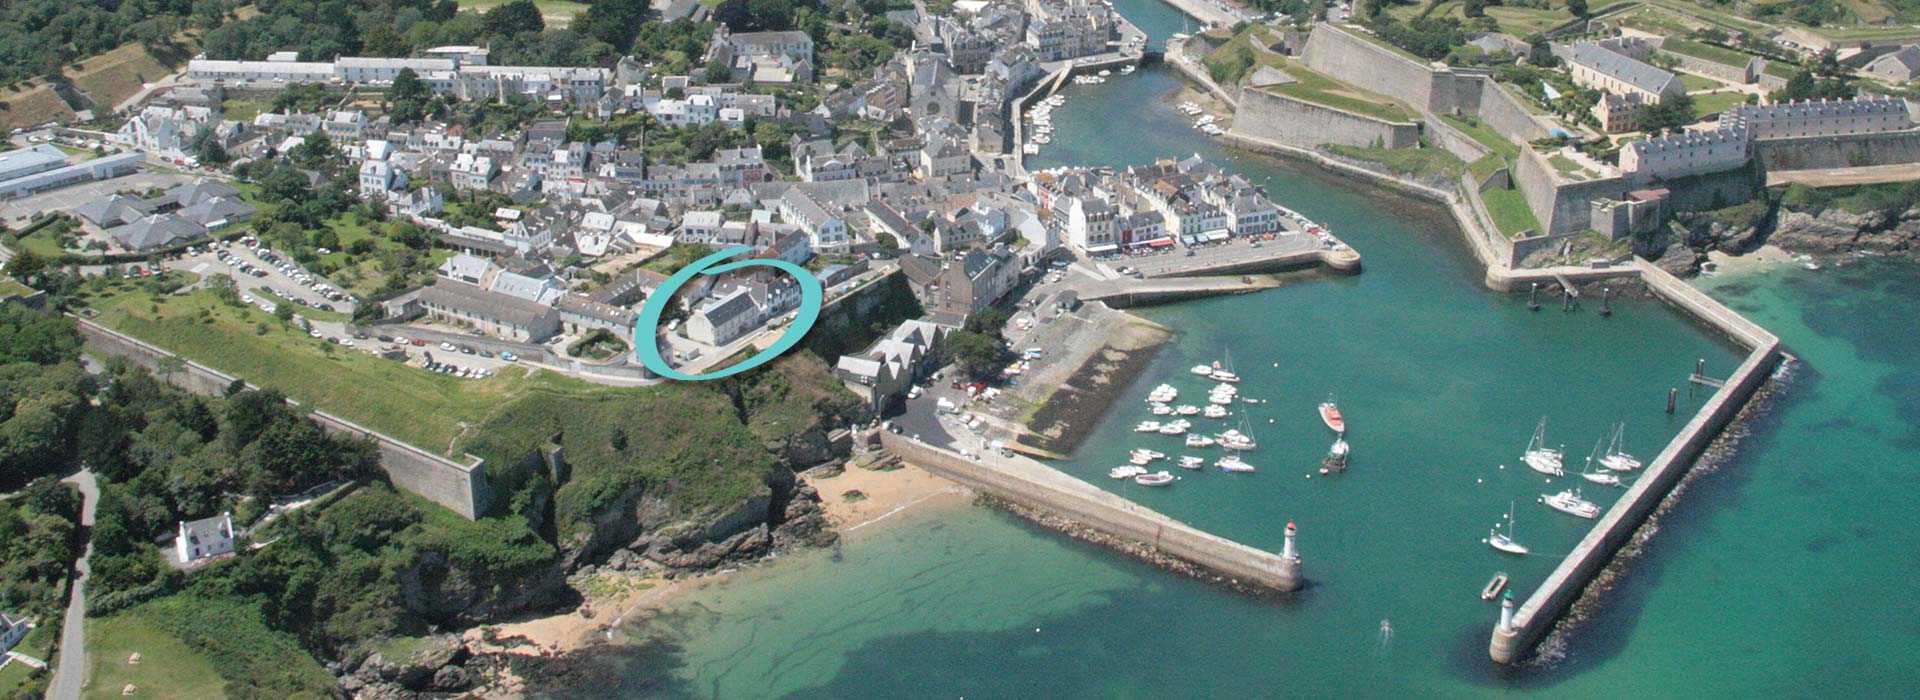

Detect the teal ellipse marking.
[{"left": 633, "top": 246, "right": 825, "bottom": 381}]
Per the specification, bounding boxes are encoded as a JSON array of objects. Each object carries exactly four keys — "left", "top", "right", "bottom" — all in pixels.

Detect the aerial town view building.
[{"left": 0, "top": 0, "right": 1915, "bottom": 697}]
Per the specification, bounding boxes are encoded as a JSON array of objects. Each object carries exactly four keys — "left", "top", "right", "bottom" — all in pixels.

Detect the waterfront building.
[
  {"left": 1619, "top": 127, "right": 1750, "bottom": 180},
  {"left": 1064, "top": 195, "right": 1118, "bottom": 254},
  {"left": 834, "top": 320, "right": 947, "bottom": 412}
]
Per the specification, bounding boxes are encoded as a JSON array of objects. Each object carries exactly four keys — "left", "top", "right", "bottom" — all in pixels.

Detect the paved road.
[{"left": 45, "top": 469, "right": 98, "bottom": 700}]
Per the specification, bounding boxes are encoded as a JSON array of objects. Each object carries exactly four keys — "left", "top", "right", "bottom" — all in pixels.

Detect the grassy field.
[
  {"left": 1692, "top": 90, "right": 1749, "bottom": 118},
  {"left": 1325, "top": 145, "right": 1465, "bottom": 180},
  {"left": 1440, "top": 114, "right": 1521, "bottom": 162},
  {"left": 84, "top": 614, "right": 228, "bottom": 700},
  {"left": 1678, "top": 73, "right": 1725, "bottom": 91},
  {"left": 0, "top": 85, "right": 79, "bottom": 132},
  {"left": 0, "top": 625, "right": 52, "bottom": 695},
  {"left": 1482, "top": 187, "right": 1542, "bottom": 237},
  {"left": 79, "top": 283, "right": 594, "bottom": 453},
  {"left": 67, "top": 42, "right": 189, "bottom": 111},
  {"left": 1661, "top": 38, "right": 1757, "bottom": 68},
  {"left": 456, "top": 0, "right": 590, "bottom": 25},
  {"left": 310, "top": 212, "right": 455, "bottom": 298}
]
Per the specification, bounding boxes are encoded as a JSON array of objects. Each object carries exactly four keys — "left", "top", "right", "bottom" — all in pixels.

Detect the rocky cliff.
[{"left": 1656, "top": 199, "right": 1920, "bottom": 275}]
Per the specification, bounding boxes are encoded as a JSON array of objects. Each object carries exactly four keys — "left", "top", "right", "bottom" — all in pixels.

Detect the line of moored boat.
[{"left": 1116, "top": 353, "right": 1350, "bottom": 488}]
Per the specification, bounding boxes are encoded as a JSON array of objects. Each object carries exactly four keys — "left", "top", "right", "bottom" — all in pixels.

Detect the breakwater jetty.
[
  {"left": 1489, "top": 259, "right": 1782, "bottom": 664},
  {"left": 881, "top": 432, "right": 1303, "bottom": 592}
]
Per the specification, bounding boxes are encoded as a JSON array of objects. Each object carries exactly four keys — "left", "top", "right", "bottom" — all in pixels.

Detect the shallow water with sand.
[{"left": 532, "top": 9, "right": 1920, "bottom": 698}]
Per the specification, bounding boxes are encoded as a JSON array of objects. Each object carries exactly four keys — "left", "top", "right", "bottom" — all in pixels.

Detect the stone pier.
[{"left": 882, "top": 432, "right": 1303, "bottom": 592}]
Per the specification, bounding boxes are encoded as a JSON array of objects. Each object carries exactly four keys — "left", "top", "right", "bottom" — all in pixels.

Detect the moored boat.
[
  {"left": 1203, "top": 404, "right": 1229, "bottom": 419},
  {"left": 1185, "top": 433, "right": 1215, "bottom": 448},
  {"left": 1134, "top": 420, "right": 1162, "bottom": 433},
  {"left": 1150, "top": 403, "right": 1174, "bottom": 416},
  {"left": 1178, "top": 455, "right": 1205, "bottom": 470},
  {"left": 1487, "top": 501, "right": 1529, "bottom": 555},
  {"left": 1134, "top": 471, "right": 1176, "bottom": 486},
  {"left": 1218, "top": 429, "right": 1257, "bottom": 450},
  {"left": 1218, "top": 454, "right": 1255, "bottom": 473},
  {"left": 1175, "top": 404, "right": 1200, "bottom": 416},
  {"left": 1522, "top": 416, "right": 1565, "bottom": 476},
  {"left": 1190, "top": 364, "right": 1215, "bottom": 376},
  {"left": 1157, "top": 420, "right": 1190, "bottom": 435},
  {"left": 1322, "top": 438, "right": 1350, "bottom": 472},
  {"left": 1541, "top": 489, "right": 1601, "bottom": 519},
  {"left": 1318, "top": 396, "right": 1345, "bottom": 433},
  {"left": 1109, "top": 465, "right": 1147, "bottom": 479},
  {"left": 1482, "top": 572, "right": 1510, "bottom": 601},
  {"left": 1600, "top": 423, "right": 1642, "bottom": 471}
]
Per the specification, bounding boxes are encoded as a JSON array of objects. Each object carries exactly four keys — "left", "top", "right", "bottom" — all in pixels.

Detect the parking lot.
[
  {"left": 166, "top": 237, "right": 356, "bottom": 315},
  {"left": 0, "top": 171, "right": 198, "bottom": 228}
]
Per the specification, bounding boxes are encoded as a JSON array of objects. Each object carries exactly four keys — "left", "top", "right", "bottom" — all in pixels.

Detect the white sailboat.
[
  {"left": 1210, "top": 349, "right": 1241, "bottom": 383},
  {"left": 1600, "top": 423, "right": 1643, "bottom": 472},
  {"left": 1580, "top": 438, "right": 1623, "bottom": 487},
  {"left": 1218, "top": 454, "right": 1255, "bottom": 472},
  {"left": 1487, "top": 501, "right": 1529, "bottom": 555},
  {"left": 1134, "top": 471, "right": 1176, "bottom": 486},
  {"left": 1522, "top": 417, "right": 1565, "bottom": 476}
]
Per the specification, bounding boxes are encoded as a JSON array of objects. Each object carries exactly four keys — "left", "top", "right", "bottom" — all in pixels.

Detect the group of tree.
[
  {"left": 1774, "top": 50, "right": 1856, "bottom": 102},
  {"left": 0, "top": 0, "right": 233, "bottom": 87},
  {"left": 1637, "top": 93, "right": 1697, "bottom": 137},
  {"left": 944, "top": 308, "right": 1010, "bottom": 380},
  {"left": 1365, "top": 16, "right": 1466, "bottom": 61}
]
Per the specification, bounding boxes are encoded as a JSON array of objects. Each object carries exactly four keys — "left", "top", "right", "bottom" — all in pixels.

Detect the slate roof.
[
  {"left": 1569, "top": 43, "right": 1677, "bottom": 96},
  {"left": 109, "top": 215, "right": 203, "bottom": 251}
]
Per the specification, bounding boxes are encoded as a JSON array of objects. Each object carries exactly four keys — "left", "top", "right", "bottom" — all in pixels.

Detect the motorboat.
[
  {"left": 1218, "top": 454, "right": 1255, "bottom": 473},
  {"left": 1541, "top": 489, "right": 1601, "bottom": 519},
  {"left": 1134, "top": 471, "right": 1176, "bottom": 486},
  {"left": 1109, "top": 465, "right": 1148, "bottom": 479},
  {"left": 1190, "top": 364, "right": 1216, "bottom": 376},
  {"left": 1134, "top": 421, "right": 1162, "bottom": 433},
  {"left": 1178, "top": 456, "right": 1205, "bottom": 470},
  {"left": 1203, "top": 404, "right": 1229, "bottom": 419},
  {"left": 1322, "top": 438, "right": 1350, "bottom": 472},
  {"left": 1148, "top": 384, "right": 1179, "bottom": 403},
  {"left": 1218, "top": 429, "right": 1257, "bottom": 451},
  {"left": 1487, "top": 501, "right": 1529, "bottom": 555},
  {"left": 1209, "top": 392, "right": 1236, "bottom": 406},
  {"left": 1175, "top": 404, "right": 1201, "bottom": 416},
  {"left": 1185, "top": 433, "right": 1216, "bottom": 448},
  {"left": 1150, "top": 403, "right": 1174, "bottom": 416},
  {"left": 1210, "top": 370, "right": 1241, "bottom": 383},
  {"left": 1157, "top": 420, "right": 1190, "bottom": 436},
  {"left": 1522, "top": 417, "right": 1565, "bottom": 476},
  {"left": 1319, "top": 396, "right": 1345, "bottom": 433},
  {"left": 1482, "top": 572, "right": 1510, "bottom": 601},
  {"left": 1599, "top": 423, "right": 1642, "bottom": 472},
  {"left": 1212, "top": 383, "right": 1238, "bottom": 396}
]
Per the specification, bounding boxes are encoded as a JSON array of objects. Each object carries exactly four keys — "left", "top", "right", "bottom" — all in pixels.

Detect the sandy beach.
[
  {"left": 1707, "top": 244, "right": 1797, "bottom": 274},
  {"left": 466, "top": 462, "right": 970, "bottom": 667}
]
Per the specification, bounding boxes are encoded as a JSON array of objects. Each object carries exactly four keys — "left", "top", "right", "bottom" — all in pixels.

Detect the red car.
[{"left": 410, "top": 338, "right": 427, "bottom": 347}]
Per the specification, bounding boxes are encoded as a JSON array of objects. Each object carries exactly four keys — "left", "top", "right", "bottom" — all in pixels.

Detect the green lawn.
[
  {"left": 456, "top": 0, "right": 589, "bottom": 25},
  {"left": 1661, "top": 38, "right": 1757, "bottom": 69},
  {"left": 1325, "top": 145, "right": 1465, "bottom": 180},
  {"left": 1548, "top": 153, "right": 1597, "bottom": 179},
  {"left": 84, "top": 615, "right": 228, "bottom": 700},
  {"left": 1482, "top": 188, "right": 1542, "bottom": 238},
  {"left": 0, "top": 662, "right": 34, "bottom": 696},
  {"left": 1678, "top": 73, "right": 1726, "bottom": 92},
  {"left": 78, "top": 285, "right": 596, "bottom": 452},
  {"left": 1257, "top": 58, "right": 1414, "bottom": 123},
  {"left": 1440, "top": 114, "right": 1521, "bottom": 162},
  {"left": 1692, "top": 91, "right": 1749, "bottom": 118},
  {"left": 1468, "top": 153, "right": 1508, "bottom": 182}
]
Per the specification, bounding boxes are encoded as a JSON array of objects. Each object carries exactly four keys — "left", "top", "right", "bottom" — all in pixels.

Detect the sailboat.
[
  {"left": 1521, "top": 417, "right": 1565, "bottom": 476},
  {"left": 1580, "top": 438, "right": 1623, "bottom": 487},
  {"left": 1599, "top": 423, "right": 1643, "bottom": 472},
  {"left": 1487, "top": 501, "right": 1529, "bottom": 555},
  {"left": 1210, "top": 349, "right": 1241, "bottom": 383},
  {"left": 1541, "top": 489, "right": 1601, "bottom": 519}
]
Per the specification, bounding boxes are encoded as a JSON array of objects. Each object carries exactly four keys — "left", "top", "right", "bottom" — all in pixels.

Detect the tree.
[
  {"left": 1638, "top": 94, "right": 1695, "bottom": 137},
  {"left": 1566, "top": 0, "right": 1588, "bottom": 18},
  {"left": 704, "top": 59, "right": 734, "bottom": 85},
  {"left": 389, "top": 68, "right": 432, "bottom": 124},
  {"left": 483, "top": 0, "right": 546, "bottom": 36},
  {"left": 6, "top": 248, "right": 46, "bottom": 282},
  {"left": 362, "top": 25, "right": 411, "bottom": 58},
  {"left": 944, "top": 330, "right": 1003, "bottom": 379}
]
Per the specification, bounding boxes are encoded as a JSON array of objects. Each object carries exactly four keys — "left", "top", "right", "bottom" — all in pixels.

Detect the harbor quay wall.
[
  {"left": 1492, "top": 260, "right": 1781, "bottom": 663},
  {"left": 1752, "top": 130, "right": 1920, "bottom": 171},
  {"left": 75, "top": 318, "right": 493, "bottom": 519},
  {"left": 1231, "top": 87, "right": 1421, "bottom": 150},
  {"left": 881, "top": 433, "right": 1301, "bottom": 591}
]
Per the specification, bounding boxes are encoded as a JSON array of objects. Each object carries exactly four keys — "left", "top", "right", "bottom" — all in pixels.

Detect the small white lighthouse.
[
  {"left": 1282, "top": 521, "right": 1299, "bottom": 561},
  {"left": 1498, "top": 591, "right": 1516, "bottom": 635}
]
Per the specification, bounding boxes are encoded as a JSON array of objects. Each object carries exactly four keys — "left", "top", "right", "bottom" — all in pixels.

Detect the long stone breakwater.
[
  {"left": 1489, "top": 259, "right": 1783, "bottom": 663},
  {"left": 881, "top": 432, "right": 1303, "bottom": 592}
]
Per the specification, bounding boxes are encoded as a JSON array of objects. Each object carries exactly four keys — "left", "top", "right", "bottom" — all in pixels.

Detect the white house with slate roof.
[
  {"left": 686, "top": 287, "right": 762, "bottom": 346},
  {"left": 174, "top": 512, "right": 235, "bottom": 567},
  {"left": 1563, "top": 40, "right": 1685, "bottom": 104},
  {"left": 1866, "top": 45, "right": 1920, "bottom": 82},
  {"left": 0, "top": 613, "right": 31, "bottom": 653}
]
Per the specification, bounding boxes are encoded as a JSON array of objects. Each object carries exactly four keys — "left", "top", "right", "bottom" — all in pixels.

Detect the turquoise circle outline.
[{"left": 633, "top": 246, "right": 825, "bottom": 381}]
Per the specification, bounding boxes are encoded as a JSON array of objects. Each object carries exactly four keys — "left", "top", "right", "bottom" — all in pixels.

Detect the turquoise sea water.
[{"left": 555, "top": 11, "right": 1920, "bottom": 699}]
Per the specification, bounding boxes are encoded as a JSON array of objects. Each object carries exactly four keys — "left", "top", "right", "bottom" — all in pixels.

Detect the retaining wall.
[
  {"left": 881, "top": 433, "right": 1301, "bottom": 591},
  {"left": 1474, "top": 80, "right": 1552, "bottom": 142},
  {"left": 1232, "top": 87, "right": 1421, "bottom": 149},
  {"left": 1753, "top": 130, "right": 1920, "bottom": 171},
  {"left": 1424, "top": 113, "right": 1495, "bottom": 164},
  {"left": 1661, "top": 52, "right": 1755, "bottom": 84},
  {"left": 1491, "top": 259, "right": 1780, "bottom": 662},
  {"left": 1515, "top": 150, "right": 1631, "bottom": 235},
  {"left": 76, "top": 319, "right": 492, "bottom": 519},
  {"left": 1299, "top": 25, "right": 1435, "bottom": 112}
]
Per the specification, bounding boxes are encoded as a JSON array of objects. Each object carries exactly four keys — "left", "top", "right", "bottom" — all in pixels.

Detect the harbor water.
[{"left": 554, "top": 10, "right": 1920, "bottom": 699}]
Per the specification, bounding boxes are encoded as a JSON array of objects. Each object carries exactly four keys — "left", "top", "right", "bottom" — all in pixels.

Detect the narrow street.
[{"left": 44, "top": 470, "right": 98, "bottom": 700}]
